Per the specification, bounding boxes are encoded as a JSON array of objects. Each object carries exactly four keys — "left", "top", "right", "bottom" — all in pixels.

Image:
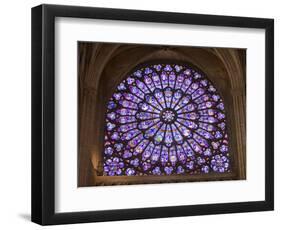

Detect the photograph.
[
  {"left": 30, "top": 4, "right": 274, "bottom": 225},
  {"left": 78, "top": 42, "right": 246, "bottom": 186},
  {"left": 0, "top": 0, "right": 278, "bottom": 228}
]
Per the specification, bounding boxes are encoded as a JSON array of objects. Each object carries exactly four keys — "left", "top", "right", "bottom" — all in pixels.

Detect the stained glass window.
[{"left": 103, "top": 63, "right": 231, "bottom": 176}]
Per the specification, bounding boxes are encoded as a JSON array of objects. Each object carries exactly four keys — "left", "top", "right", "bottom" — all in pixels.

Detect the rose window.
[{"left": 103, "top": 63, "right": 230, "bottom": 176}]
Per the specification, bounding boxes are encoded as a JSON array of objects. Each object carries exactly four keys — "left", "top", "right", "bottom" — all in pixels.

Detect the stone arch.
[{"left": 78, "top": 42, "right": 245, "bottom": 186}]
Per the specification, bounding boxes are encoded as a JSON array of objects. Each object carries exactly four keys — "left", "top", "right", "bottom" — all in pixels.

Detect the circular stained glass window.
[{"left": 103, "top": 63, "right": 231, "bottom": 176}]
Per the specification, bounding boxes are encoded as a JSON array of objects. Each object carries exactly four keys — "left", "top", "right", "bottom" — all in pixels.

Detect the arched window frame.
[{"left": 78, "top": 42, "right": 246, "bottom": 186}]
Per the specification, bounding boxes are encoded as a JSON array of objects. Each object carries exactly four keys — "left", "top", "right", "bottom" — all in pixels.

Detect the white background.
[
  {"left": 0, "top": 0, "right": 279, "bottom": 229},
  {"left": 55, "top": 18, "right": 265, "bottom": 212}
]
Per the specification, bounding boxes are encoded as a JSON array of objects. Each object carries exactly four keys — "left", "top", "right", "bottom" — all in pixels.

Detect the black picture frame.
[{"left": 31, "top": 4, "right": 274, "bottom": 225}]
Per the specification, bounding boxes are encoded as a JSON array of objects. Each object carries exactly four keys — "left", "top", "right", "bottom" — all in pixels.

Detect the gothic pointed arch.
[{"left": 78, "top": 42, "right": 246, "bottom": 186}]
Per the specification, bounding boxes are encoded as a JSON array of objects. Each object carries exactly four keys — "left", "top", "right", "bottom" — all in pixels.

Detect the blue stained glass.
[{"left": 103, "top": 63, "right": 231, "bottom": 176}]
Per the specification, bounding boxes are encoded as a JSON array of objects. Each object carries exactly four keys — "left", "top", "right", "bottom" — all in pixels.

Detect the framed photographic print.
[{"left": 31, "top": 4, "right": 274, "bottom": 225}]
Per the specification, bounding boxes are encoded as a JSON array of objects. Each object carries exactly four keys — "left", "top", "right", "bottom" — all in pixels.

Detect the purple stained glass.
[{"left": 103, "top": 63, "right": 231, "bottom": 176}]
